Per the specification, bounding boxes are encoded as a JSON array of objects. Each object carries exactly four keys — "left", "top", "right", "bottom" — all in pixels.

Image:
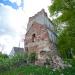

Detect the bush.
[
  {"left": 28, "top": 52, "right": 37, "bottom": 64},
  {"left": 0, "top": 58, "right": 10, "bottom": 72},
  {"left": 0, "top": 52, "right": 28, "bottom": 73},
  {"left": 10, "top": 53, "right": 28, "bottom": 67}
]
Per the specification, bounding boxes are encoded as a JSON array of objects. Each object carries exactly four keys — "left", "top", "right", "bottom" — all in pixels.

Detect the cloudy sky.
[{"left": 0, "top": 0, "right": 51, "bottom": 55}]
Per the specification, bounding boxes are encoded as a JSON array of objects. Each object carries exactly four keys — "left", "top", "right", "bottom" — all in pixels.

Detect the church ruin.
[{"left": 24, "top": 9, "right": 64, "bottom": 69}]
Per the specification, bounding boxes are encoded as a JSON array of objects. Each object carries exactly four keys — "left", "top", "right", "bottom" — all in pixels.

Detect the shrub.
[
  {"left": 0, "top": 52, "right": 28, "bottom": 72},
  {"left": 28, "top": 52, "right": 37, "bottom": 64},
  {"left": 10, "top": 53, "right": 28, "bottom": 67}
]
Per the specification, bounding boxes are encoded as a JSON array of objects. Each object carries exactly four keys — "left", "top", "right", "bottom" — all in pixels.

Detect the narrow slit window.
[
  {"left": 32, "top": 34, "right": 36, "bottom": 42},
  {"left": 25, "top": 47, "right": 28, "bottom": 52}
]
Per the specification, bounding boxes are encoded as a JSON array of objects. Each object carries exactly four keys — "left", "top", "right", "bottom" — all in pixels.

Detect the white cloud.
[
  {"left": 23, "top": 0, "right": 51, "bottom": 17},
  {"left": 0, "top": 0, "right": 51, "bottom": 54},
  {"left": 9, "top": 0, "right": 21, "bottom": 6},
  {"left": 0, "top": 5, "right": 25, "bottom": 54},
  {"left": 0, "top": 16, "right": 1, "bottom": 21},
  {"left": 0, "top": 35, "right": 14, "bottom": 54},
  {"left": 0, "top": 4, "right": 26, "bottom": 34},
  {"left": 0, "top": 34, "right": 24, "bottom": 54}
]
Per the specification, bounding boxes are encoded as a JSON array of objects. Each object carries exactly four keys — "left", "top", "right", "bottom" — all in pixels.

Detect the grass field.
[{"left": 0, "top": 59, "right": 75, "bottom": 75}]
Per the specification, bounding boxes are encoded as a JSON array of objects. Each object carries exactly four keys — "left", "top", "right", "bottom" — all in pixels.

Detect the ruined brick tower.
[{"left": 24, "top": 9, "right": 64, "bottom": 69}]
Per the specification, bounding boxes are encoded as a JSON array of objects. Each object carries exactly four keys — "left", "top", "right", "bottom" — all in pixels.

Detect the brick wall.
[{"left": 25, "top": 22, "right": 50, "bottom": 62}]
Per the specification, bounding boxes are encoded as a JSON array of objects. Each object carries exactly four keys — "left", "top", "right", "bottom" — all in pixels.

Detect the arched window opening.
[{"left": 32, "top": 34, "right": 36, "bottom": 42}]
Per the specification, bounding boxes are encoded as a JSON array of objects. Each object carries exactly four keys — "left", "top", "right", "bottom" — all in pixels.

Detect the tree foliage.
[{"left": 48, "top": 0, "right": 75, "bottom": 58}]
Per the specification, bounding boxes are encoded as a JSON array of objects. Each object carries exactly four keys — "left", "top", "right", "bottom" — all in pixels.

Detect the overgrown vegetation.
[
  {"left": 0, "top": 52, "right": 28, "bottom": 72},
  {"left": 0, "top": 0, "right": 75, "bottom": 74},
  {"left": 0, "top": 59, "right": 75, "bottom": 75},
  {"left": 48, "top": 0, "right": 75, "bottom": 58},
  {"left": 0, "top": 52, "right": 75, "bottom": 75},
  {"left": 28, "top": 52, "right": 37, "bottom": 64},
  {"left": 0, "top": 52, "right": 37, "bottom": 73}
]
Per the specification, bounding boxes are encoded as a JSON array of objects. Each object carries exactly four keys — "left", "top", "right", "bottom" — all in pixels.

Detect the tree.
[{"left": 48, "top": 0, "right": 75, "bottom": 58}]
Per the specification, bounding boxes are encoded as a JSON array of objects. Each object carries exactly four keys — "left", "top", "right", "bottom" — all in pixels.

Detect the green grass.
[{"left": 0, "top": 59, "right": 75, "bottom": 75}]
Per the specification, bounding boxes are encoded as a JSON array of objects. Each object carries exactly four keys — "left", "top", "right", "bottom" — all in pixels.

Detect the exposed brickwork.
[
  {"left": 25, "top": 22, "right": 50, "bottom": 57},
  {"left": 24, "top": 9, "right": 65, "bottom": 69}
]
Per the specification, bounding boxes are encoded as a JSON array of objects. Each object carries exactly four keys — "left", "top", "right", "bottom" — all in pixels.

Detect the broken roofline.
[{"left": 28, "top": 9, "right": 56, "bottom": 27}]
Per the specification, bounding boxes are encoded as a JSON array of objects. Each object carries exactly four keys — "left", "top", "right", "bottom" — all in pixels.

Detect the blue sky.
[
  {"left": 0, "top": 0, "right": 51, "bottom": 54},
  {"left": 0, "top": 0, "right": 24, "bottom": 9},
  {"left": 0, "top": 0, "right": 18, "bottom": 9}
]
